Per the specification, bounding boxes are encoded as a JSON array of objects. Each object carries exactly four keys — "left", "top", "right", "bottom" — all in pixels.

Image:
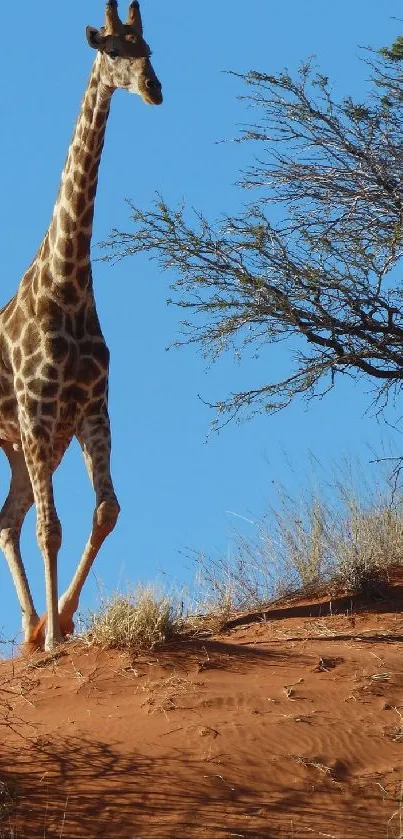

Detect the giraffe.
[{"left": 0, "top": 0, "right": 162, "bottom": 651}]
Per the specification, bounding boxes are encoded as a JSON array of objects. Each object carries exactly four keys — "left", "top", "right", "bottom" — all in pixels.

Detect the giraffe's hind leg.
[
  {"left": 0, "top": 442, "right": 38, "bottom": 641},
  {"left": 57, "top": 410, "right": 120, "bottom": 629}
]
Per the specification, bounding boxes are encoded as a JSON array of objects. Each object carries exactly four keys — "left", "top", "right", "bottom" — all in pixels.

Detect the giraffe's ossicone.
[{"left": 0, "top": 0, "right": 162, "bottom": 651}]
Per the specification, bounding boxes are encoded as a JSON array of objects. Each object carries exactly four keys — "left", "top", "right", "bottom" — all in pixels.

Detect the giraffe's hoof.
[
  {"left": 29, "top": 615, "right": 47, "bottom": 647},
  {"left": 30, "top": 614, "right": 75, "bottom": 647},
  {"left": 60, "top": 615, "right": 75, "bottom": 637}
]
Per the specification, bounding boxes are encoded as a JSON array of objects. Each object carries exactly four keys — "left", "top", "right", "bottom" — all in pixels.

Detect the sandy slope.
[{"left": 1, "top": 587, "right": 403, "bottom": 839}]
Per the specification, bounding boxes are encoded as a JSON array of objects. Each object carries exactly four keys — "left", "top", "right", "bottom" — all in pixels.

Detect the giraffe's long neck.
[{"left": 40, "top": 57, "right": 113, "bottom": 296}]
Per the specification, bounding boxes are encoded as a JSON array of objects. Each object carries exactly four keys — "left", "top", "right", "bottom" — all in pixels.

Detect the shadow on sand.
[{"left": 0, "top": 730, "right": 396, "bottom": 839}]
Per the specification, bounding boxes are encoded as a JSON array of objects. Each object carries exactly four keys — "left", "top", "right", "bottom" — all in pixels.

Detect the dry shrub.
[
  {"left": 190, "top": 493, "right": 333, "bottom": 614},
  {"left": 191, "top": 532, "right": 280, "bottom": 618},
  {"left": 273, "top": 483, "right": 403, "bottom": 597},
  {"left": 193, "top": 461, "right": 403, "bottom": 612},
  {"left": 330, "top": 501, "right": 403, "bottom": 598},
  {"left": 84, "top": 586, "right": 183, "bottom": 651}
]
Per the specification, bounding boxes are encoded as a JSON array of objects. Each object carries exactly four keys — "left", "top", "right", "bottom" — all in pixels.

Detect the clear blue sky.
[{"left": 0, "top": 1, "right": 401, "bottom": 643}]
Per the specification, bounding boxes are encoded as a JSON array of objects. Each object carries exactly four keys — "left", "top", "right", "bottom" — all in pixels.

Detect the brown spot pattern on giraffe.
[
  {"left": 22, "top": 353, "right": 43, "bottom": 380},
  {"left": 58, "top": 237, "right": 74, "bottom": 260}
]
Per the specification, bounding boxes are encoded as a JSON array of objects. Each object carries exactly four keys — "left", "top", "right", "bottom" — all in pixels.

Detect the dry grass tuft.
[{"left": 83, "top": 586, "right": 184, "bottom": 651}]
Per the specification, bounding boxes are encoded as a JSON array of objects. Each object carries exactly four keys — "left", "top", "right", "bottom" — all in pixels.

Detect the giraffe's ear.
[{"left": 86, "top": 26, "right": 104, "bottom": 50}]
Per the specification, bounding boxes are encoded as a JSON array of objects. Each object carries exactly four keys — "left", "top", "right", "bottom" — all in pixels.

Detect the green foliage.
[{"left": 380, "top": 36, "right": 403, "bottom": 62}]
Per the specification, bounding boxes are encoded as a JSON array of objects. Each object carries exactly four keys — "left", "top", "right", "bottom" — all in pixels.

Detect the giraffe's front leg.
[
  {"left": 57, "top": 409, "right": 120, "bottom": 628},
  {"left": 19, "top": 411, "right": 63, "bottom": 651}
]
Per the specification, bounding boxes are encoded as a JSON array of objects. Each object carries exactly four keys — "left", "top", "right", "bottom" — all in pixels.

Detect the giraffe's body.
[{"left": 0, "top": 0, "right": 162, "bottom": 650}]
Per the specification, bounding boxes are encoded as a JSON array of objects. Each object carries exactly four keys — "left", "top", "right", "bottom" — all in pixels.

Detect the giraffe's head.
[{"left": 86, "top": 0, "right": 162, "bottom": 105}]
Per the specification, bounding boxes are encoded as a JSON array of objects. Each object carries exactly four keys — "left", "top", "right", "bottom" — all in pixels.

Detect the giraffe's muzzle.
[{"left": 143, "top": 76, "right": 163, "bottom": 105}]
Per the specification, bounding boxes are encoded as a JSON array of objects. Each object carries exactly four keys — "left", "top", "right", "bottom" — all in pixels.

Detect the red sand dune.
[{"left": 1, "top": 577, "right": 403, "bottom": 838}]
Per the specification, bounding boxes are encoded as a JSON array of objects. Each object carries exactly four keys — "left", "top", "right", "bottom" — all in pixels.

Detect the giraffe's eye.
[{"left": 108, "top": 50, "right": 119, "bottom": 60}]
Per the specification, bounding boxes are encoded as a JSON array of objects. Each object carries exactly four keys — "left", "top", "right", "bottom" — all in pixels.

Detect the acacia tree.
[{"left": 104, "top": 40, "right": 403, "bottom": 425}]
